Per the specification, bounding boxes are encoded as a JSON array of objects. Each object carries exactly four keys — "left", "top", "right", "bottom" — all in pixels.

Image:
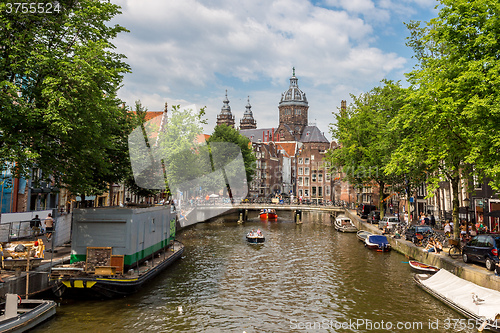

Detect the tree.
[
  {"left": 326, "top": 80, "right": 408, "bottom": 217},
  {"left": 0, "top": 0, "right": 131, "bottom": 197},
  {"left": 388, "top": 0, "right": 500, "bottom": 239},
  {"left": 206, "top": 124, "right": 256, "bottom": 200}
]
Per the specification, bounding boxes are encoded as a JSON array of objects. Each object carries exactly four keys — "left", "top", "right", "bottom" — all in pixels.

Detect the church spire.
[
  {"left": 240, "top": 96, "right": 257, "bottom": 130},
  {"left": 216, "top": 90, "right": 235, "bottom": 128}
]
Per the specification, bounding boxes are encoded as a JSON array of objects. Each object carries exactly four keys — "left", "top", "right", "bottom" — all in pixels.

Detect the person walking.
[
  {"left": 30, "top": 215, "right": 41, "bottom": 236},
  {"left": 44, "top": 213, "right": 54, "bottom": 240}
]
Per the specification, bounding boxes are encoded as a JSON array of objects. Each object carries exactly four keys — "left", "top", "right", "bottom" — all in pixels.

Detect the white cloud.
[{"left": 110, "top": 0, "right": 436, "bottom": 136}]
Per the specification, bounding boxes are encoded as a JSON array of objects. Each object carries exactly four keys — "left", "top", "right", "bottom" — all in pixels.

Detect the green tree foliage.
[
  {"left": 207, "top": 124, "right": 256, "bottom": 184},
  {"left": 0, "top": 0, "right": 131, "bottom": 197},
  {"left": 326, "top": 80, "right": 408, "bottom": 216},
  {"left": 388, "top": 0, "right": 500, "bottom": 238}
]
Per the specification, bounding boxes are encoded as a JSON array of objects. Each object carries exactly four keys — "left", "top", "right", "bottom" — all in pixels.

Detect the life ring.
[{"left": 17, "top": 295, "right": 22, "bottom": 305}]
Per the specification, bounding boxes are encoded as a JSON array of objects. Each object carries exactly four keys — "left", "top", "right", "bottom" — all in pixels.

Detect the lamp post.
[{"left": 464, "top": 197, "right": 470, "bottom": 237}]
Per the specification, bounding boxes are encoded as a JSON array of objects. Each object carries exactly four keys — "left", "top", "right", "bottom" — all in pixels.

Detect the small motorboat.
[
  {"left": 408, "top": 260, "right": 439, "bottom": 274},
  {"left": 246, "top": 230, "right": 265, "bottom": 243},
  {"left": 334, "top": 216, "right": 358, "bottom": 233},
  {"left": 260, "top": 209, "right": 278, "bottom": 220},
  {"left": 365, "top": 235, "right": 391, "bottom": 252},
  {"left": 356, "top": 230, "right": 372, "bottom": 242},
  {"left": 0, "top": 294, "right": 56, "bottom": 332}
]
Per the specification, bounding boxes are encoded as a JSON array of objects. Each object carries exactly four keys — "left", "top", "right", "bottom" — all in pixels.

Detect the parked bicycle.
[{"left": 448, "top": 238, "right": 463, "bottom": 259}]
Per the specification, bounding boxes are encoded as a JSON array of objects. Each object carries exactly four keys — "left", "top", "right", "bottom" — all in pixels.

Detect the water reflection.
[{"left": 34, "top": 211, "right": 473, "bottom": 332}]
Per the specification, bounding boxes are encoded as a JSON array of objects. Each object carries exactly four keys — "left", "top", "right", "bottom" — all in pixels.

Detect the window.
[
  {"left": 326, "top": 173, "right": 331, "bottom": 181},
  {"left": 311, "top": 155, "right": 314, "bottom": 160},
  {"left": 318, "top": 187, "right": 322, "bottom": 197},
  {"left": 304, "top": 189, "right": 309, "bottom": 197},
  {"left": 312, "top": 187, "right": 316, "bottom": 196},
  {"left": 298, "top": 177, "right": 303, "bottom": 186},
  {"left": 312, "top": 172, "right": 316, "bottom": 182},
  {"left": 305, "top": 177, "right": 309, "bottom": 186},
  {"left": 305, "top": 158, "right": 310, "bottom": 164},
  {"left": 326, "top": 186, "right": 330, "bottom": 195},
  {"left": 298, "top": 189, "right": 303, "bottom": 197},
  {"left": 298, "top": 157, "right": 303, "bottom": 164},
  {"left": 305, "top": 167, "right": 310, "bottom": 175},
  {"left": 298, "top": 167, "right": 303, "bottom": 175},
  {"left": 318, "top": 173, "right": 323, "bottom": 183}
]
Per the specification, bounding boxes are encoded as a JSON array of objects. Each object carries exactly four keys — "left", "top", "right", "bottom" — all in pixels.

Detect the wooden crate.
[
  {"left": 110, "top": 255, "right": 124, "bottom": 274},
  {"left": 85, "top": 247, "right": 112, "bottom": 272}
]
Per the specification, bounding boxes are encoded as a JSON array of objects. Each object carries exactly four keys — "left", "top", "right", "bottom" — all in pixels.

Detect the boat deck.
[{"left": 51, "top": 241, "right": 184, "bottom": 281}]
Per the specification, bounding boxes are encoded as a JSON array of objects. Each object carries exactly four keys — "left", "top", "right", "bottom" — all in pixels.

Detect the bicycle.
[{"left": 448, "top": 238, "right": 463, "bottom": 259}]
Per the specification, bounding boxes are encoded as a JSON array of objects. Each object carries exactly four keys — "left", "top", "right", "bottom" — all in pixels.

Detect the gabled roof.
[
  {"left": 275, "top": 142, "right": 298, "bottom": 158},
  {"left": 239, "top": 128, "right": 275, "bottom": 143},
  {"left": 300, "top": 125, "right": 329, "bottom": 143}
]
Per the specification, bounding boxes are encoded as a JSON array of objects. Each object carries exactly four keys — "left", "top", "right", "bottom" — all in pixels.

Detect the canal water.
[{"left": 34, "top": 211, "right": 477, "bottom": 332}]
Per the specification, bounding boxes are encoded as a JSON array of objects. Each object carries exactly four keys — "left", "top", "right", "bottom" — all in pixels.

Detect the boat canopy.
[
  {"left": 367, "top": 235, "right": 389, "bottom": 245},
  {"left": 420, "top": 269, "right": 500, "bottom": 320}
]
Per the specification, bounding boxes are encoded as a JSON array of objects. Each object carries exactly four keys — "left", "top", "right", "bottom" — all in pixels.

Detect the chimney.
[
  {"left": 340, "top": 100, "right": 347, "bottom": 117},
  {"left": 272, "top": 128, "right": 275, "bottom": 141}
]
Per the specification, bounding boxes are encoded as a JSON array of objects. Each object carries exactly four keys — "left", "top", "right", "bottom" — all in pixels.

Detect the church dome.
[{"left": 279, "top": 67, "right": 308, "bottom": 107}]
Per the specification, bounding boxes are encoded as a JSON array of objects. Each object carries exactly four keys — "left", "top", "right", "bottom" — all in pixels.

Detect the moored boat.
[
  {"left": 365, "top": 235, "right": 391, "bottom": 252},
  {"left": 356, "top": 230, "right": 372, "bottom": 242},
  {"left": 0, "top": 294, "right": 56, "bottom": 333},
  {"left": 246, "top": 230, "right": 265, "bottom": 243},
  {"left": 414, "top": 269, "right": 500, "bottom": 332},
  {"left": 334, "top": 216, "right": 358, "bottom": 233},
  {"left": 49, "top": 206, "right": 183, "bottom": 298},
  {"left": 260, "top": 209, "right": 278, "bottom": 220},
  {"left": 408, "top": 260, "right": 439, "bottom": 274}
]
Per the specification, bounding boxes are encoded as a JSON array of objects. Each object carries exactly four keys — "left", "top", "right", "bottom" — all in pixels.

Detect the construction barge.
[{"left": 49, "top": 206, "right": 184, "bottom": 298}]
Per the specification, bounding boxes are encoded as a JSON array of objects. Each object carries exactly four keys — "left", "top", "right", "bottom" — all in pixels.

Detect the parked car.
[
  {"left": 462, "top": 234, "right": 500, "bottom": 271},
  {"left": 404, "top": 225, "right": 434, "bottom": 241},
  {"left": 367, "top": 210, "right": 381, "bottom": 224},
  {"left": 357, "top": 204, "right": 377, "bottom": 218},
  {"left": 378, "top": 216, "right": 400, "bottom": 230}
]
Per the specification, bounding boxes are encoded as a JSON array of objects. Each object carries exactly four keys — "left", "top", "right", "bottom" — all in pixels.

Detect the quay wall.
[{"left": 344, "top": 209, "right": 500, "bottom": 292}]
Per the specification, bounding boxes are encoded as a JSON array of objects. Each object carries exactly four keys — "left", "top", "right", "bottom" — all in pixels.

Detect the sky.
[{"left": 110, "top": 0, "right": 439, "bottom": 139}]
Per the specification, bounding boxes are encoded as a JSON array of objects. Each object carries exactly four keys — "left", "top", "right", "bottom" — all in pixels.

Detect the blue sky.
[{"left": 110, "top": 0, "right": 439, "bottom": 139}]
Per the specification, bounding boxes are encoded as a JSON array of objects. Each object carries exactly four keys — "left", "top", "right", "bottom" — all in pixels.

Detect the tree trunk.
[
  {"left": 451, "top": 175, "right": 460, "bottom": 241},
  {"left": 378, "top": 181, "right": 385, "bottom": 219}
]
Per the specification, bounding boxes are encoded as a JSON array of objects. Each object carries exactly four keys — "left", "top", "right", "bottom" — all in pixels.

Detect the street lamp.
[{"left": 463, "top": 197, "right": 470, "bottom": 237}]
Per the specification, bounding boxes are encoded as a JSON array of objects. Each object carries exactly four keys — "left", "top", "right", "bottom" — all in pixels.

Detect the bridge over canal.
[{"left": 179, "top": 203, "right": 346, "bottom": 229}]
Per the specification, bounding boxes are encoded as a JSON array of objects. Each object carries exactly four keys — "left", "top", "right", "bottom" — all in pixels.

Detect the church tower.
[
  {"left": 216, "top": 90, "right": 235, "bottom": 128},
  {"left": 276, "top": 68, "right": 309, "bottom": 141},
  {"left": 239, "top": 96, "right": 257, "bottom": 130}
]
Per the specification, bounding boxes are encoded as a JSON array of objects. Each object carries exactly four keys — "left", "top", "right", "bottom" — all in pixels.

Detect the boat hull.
[
  {"left": 260, "top": 213, "right": 277, "bottom": 220},
  {"left": 409, "top": 261, "right": 439, "bottom": 274},
  {"left": 0, "top": 299, "right": 56, "bottom": 333},
  {"left": 247, "top": 236, "right": 265, "bottom": 243},
  {"left": 51, "top": 242, "right": 184, "bottom": 299},
  {"left": 365, "top": 235, "right": 391, "bottom": 252},
  {"left": 356, "top": 231, "right": 371, "bottom": 242}
]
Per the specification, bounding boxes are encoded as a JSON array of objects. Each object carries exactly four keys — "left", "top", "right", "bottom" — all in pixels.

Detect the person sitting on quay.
[{"left": 424, "top": 238, "right": 442, "bottom": 253}]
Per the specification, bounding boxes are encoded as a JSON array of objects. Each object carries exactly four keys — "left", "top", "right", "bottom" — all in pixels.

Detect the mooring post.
[{"left": 295, "top": 210, "right": 302, "bottom": 224}]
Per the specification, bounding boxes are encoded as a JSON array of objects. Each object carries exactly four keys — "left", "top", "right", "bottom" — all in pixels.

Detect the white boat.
[
  {"left": 414, "top": 269, "right": 500, "bottom": 332},
  {"left": 334, "top": 216, "right": 358, "bottom": 233},
  {"left": 356, "top": 230, "right": 372, "bottom": 242},
  {"left": 0, "top": 294, "right": 56, "bottom": 332}
]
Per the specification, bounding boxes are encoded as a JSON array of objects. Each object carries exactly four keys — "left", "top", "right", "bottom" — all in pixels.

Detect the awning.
[{"left": 75, "top": 196, "right": 96, "bottom": 201}]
